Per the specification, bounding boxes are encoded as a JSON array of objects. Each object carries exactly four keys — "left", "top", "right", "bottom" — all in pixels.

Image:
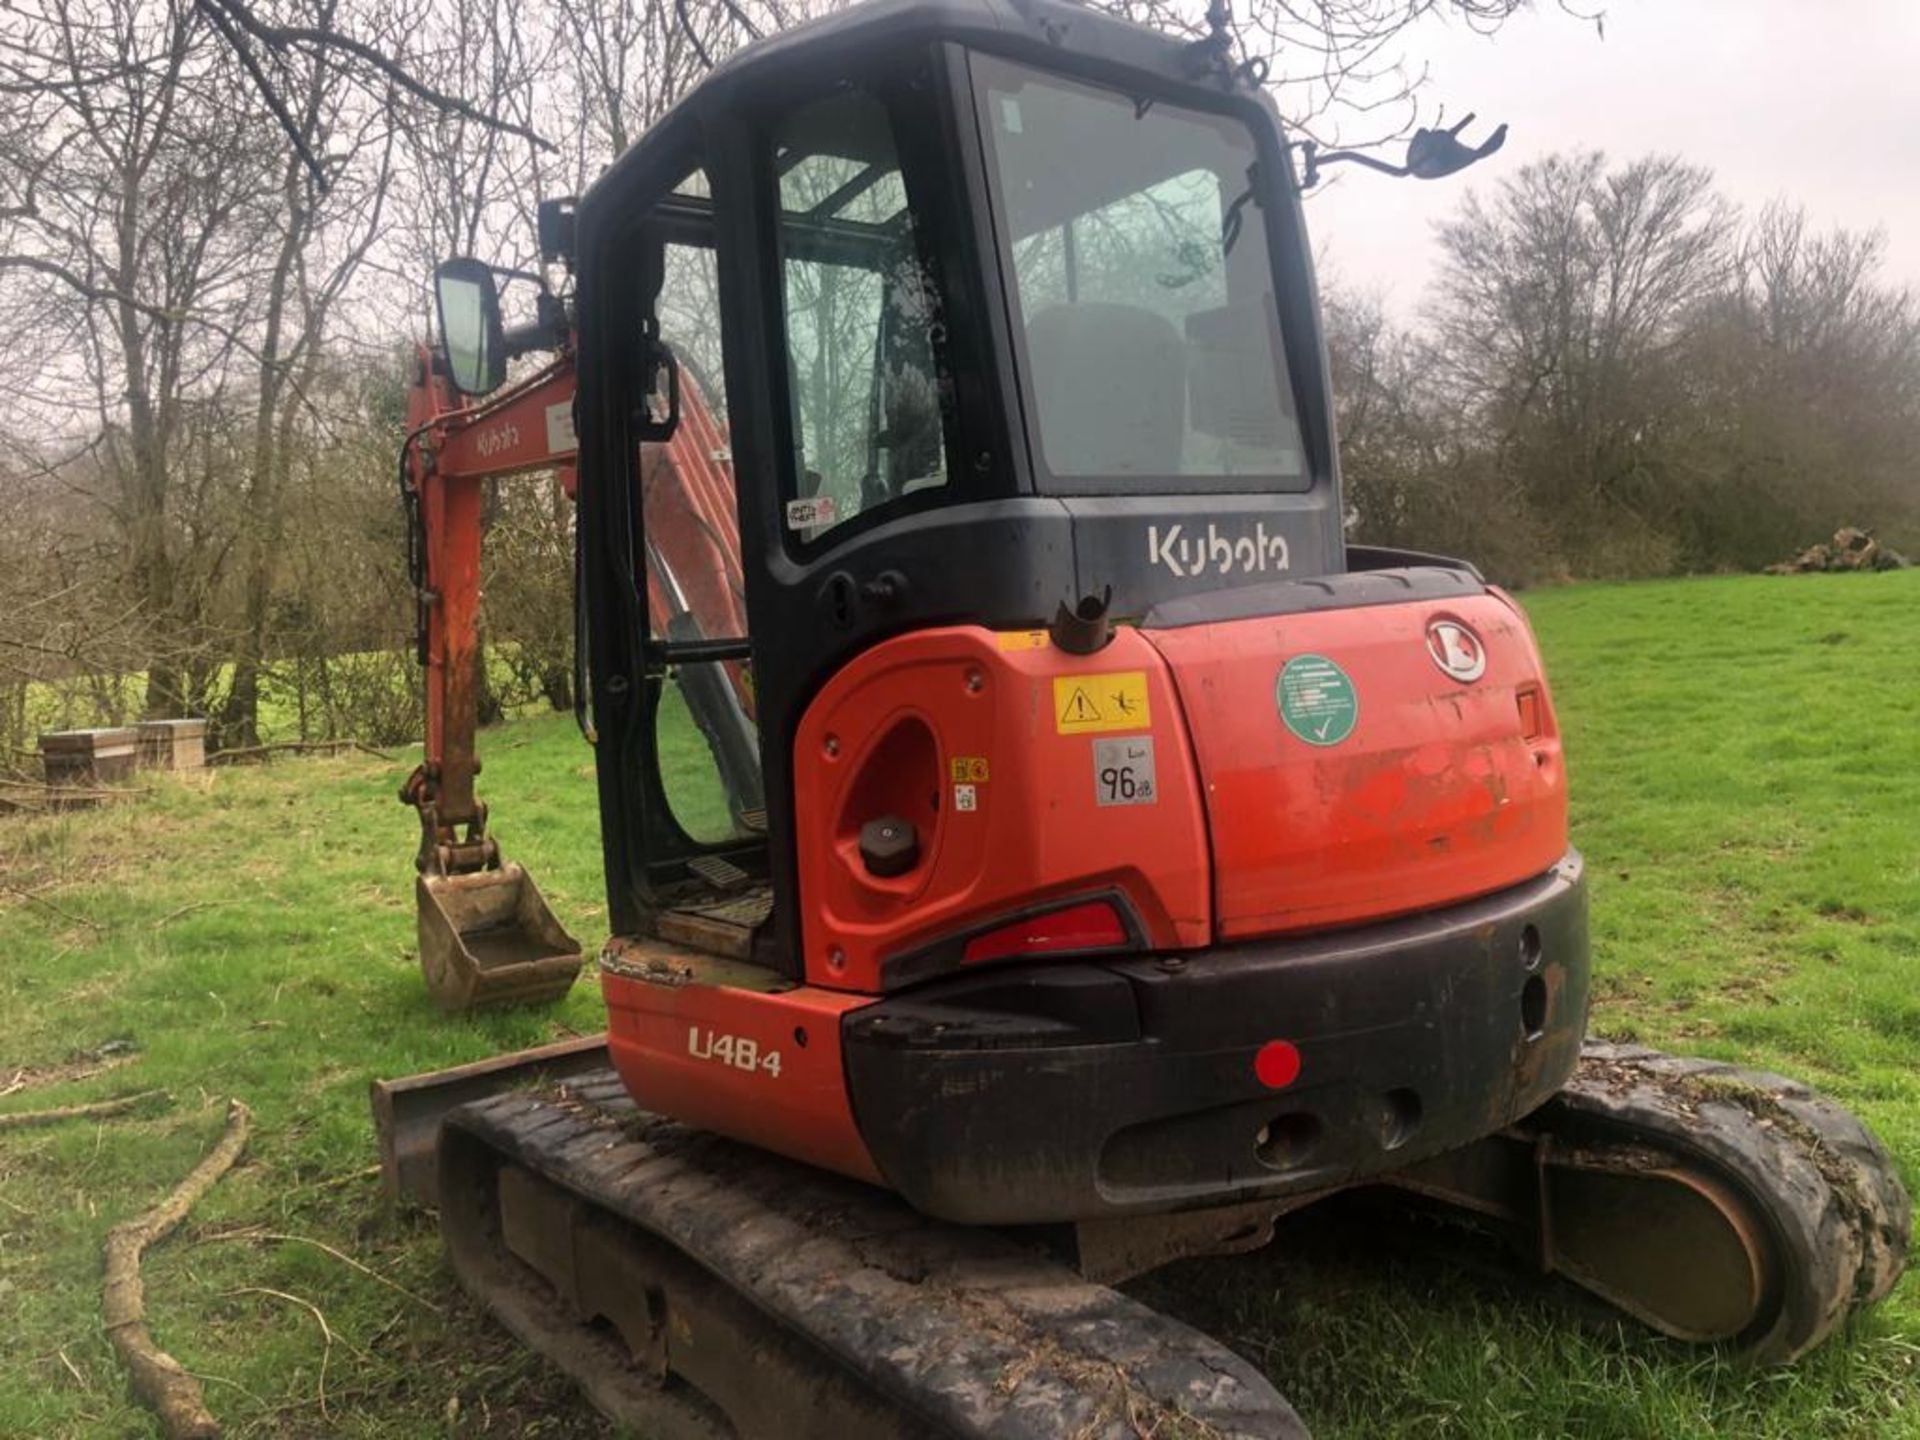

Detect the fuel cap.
[{"left": 859, "top": 816, "right": 919, "bottom": 878}]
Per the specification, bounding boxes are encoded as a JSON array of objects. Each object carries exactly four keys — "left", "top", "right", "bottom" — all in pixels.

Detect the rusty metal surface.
[
  {"left": 598, "top": 934, "right": 792, "bottom": 993},
  {"left": 416, "top": 866, "right": 582, "bottom": 1012},
  {"left": 1070, "top": 1195, "right": 1322, "bottom": 1285},
  {"left": 1544, "top": 1154, "right": 1765, "bottom": 1341},
  {"left": 653, "top": 885, "right": 774, "bottom": 960},
  {"left": 370, "top": 1035, "right": 610, "bottom": 1206},
  {"left": 1381, "top": 1130, "right": 1771, "bottom": 1341},
  {"left": 439, "top": 1074, "right": 1308, "bottom": 1439}
]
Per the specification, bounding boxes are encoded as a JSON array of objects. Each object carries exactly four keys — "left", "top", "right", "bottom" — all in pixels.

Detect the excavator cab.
[
  {"left": 545, "top": 0, "right": 1596, "bottom": 1221},
  {"left": 577, "top": 6, "right": 1344, "bottom": 966}
]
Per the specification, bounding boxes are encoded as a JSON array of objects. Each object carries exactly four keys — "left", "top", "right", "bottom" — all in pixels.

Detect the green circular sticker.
[{"left": 1277, "top": 654, "right": 1358, "bottom": 747}]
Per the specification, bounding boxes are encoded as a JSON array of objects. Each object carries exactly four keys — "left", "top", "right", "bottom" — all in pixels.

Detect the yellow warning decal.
[
  {"left": 950, "top": 755, "right": 990, "bottom": 783},
  {"left": 997, "top": 630, "right": 1049, "bottom": 651},
  {"left": 1053, "top": 671, "right": 1152, "bottom": 735}
]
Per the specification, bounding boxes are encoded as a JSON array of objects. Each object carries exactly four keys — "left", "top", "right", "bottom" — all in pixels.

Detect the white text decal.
[{"left": 1147, "top": 522, "right": 1290, "bottom": 580}]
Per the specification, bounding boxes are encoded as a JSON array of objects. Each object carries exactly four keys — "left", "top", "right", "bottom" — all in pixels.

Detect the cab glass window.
[
  {"left": 972, "top": 54, "right": 1306, "bottom": 491},
  {"left": 772, "top": 88, "right": 956, "bottom": 545},
  {"left": 634, "top": 172, "right": 761, "bottom": 844}
]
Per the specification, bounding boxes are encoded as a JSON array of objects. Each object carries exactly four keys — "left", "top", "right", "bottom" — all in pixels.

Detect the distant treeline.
[
  {"left": 3, "top": 0, "right": 1912, "bottom": 759},
  {"left": 1328, "top": 152, "right": 1918, "bottom": 584}
]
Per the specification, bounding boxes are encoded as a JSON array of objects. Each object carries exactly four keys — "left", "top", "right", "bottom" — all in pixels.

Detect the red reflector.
[
  {"left": 1254, "top": 1040, "right": 1302, "bottom": 1089},
  {"left": 962, "top": 900, "right": 1128, "bottom": 965}
]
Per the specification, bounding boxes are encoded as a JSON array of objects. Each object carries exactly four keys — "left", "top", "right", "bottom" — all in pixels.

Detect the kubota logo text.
[
  {"left": 1147, "top": 522, "right": 1290, "bottom": 580},
  {"left": 474, "top": 421, "right": 519, "bottom": 458}
]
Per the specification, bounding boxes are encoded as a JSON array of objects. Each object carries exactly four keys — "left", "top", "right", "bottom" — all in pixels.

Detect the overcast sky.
[{"left": 1304, "top": 0, "right": 1920, "bottom": 318}]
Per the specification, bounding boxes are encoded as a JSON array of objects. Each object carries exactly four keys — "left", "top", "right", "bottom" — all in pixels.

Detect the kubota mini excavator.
[{"left": 378, "top": 1, "right": 1911, "bottom": 1432}]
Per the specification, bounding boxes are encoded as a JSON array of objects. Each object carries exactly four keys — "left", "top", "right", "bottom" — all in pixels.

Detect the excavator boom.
[
  {"left": 399, "top": 344, "right": 588, "bottom": 1009},
  {"left": 399, "top": 333, "right": 752, "bottom": 1008}
]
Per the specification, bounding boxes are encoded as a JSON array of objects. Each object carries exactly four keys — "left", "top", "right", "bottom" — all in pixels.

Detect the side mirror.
[
  {"left": 1405, "top": 114, "right": 1508, "bottom": 181},
  {"left": 434, "top": 257, "right": 507, "bottom": 396}
]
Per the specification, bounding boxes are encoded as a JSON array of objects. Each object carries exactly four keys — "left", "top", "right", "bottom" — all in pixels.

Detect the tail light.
[{"left": 961, "top": 899, "right": 1130, "bottom": 965}]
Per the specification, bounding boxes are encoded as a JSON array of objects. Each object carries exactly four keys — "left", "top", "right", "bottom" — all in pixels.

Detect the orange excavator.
[{"left": 378, "top": 1, "right": 1909, "bottom": 1432}]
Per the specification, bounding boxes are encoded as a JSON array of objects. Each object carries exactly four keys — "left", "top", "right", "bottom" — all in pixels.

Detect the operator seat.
[{"left": 1025, "top": 301, "right": 1185, "bottom": 475}]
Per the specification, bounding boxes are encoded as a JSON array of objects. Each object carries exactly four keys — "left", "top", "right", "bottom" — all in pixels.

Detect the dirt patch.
[
  {"left": 1767, "top": 526, "right": 1911, "bottom": 574},
  {"left": 1817, "top": 902, "right": 1876, "bottom": 925},
  {"left": 0, "top": 1039, "right": 137, "bottom": 1095}
]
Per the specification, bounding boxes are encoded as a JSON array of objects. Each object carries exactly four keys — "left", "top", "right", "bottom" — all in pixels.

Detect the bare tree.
[
  {"left": 0, "top": 0, "right": 283, "bottom": 713},
  {"left": 1424, "top": 151, "right": 1734, "bottom": 571},
  {"left": 217, "top": 4, "right": 401, "bottom": 745}
]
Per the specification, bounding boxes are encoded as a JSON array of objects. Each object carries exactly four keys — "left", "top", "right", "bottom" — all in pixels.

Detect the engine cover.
[{"left": 1142, "top": 571, "right": 1567, "bottom": 941}]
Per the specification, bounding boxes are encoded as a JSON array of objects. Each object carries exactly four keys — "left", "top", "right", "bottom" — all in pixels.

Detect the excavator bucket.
[{"left": 417, "top": 863, "right": 582, "bottom": 1011}]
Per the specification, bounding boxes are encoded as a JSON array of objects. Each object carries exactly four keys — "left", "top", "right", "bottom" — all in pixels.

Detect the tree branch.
[
  {"left": 203, "top": 0, "right": 554, "bottom": 152},
  {"left": 193, "top": 0, "right": 330, "bottom": 193}
]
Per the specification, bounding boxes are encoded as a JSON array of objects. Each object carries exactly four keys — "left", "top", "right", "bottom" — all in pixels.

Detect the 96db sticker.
[{"left": 1093, "top": 736, "right": 1157, "bottom": 806}]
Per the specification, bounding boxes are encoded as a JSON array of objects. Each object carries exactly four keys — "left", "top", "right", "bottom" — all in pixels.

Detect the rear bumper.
[{"left": 843, "top": 852, "right": 1589, "bottom": 1223}]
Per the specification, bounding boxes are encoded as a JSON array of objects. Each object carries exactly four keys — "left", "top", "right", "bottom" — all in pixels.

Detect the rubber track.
[
  {"left": 444, "top": 1073, "right": 1309, "bottom": 1439},
  {"left": 1535, "top": 1043, "right": 1911, "bottom": 1364}
]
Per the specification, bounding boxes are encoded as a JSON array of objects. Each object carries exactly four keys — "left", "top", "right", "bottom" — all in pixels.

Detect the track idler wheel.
[
  {"left": 1534, "top": 1044, "right": 1910, "bottom": 1363},
  {"left": 1388, "top": 1043, "right": 1910, "bottom": 1364}
]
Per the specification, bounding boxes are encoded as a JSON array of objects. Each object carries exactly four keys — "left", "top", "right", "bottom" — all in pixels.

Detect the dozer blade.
[
  {"left": 438, "top": 1073, "right": 1309, "bottom": 1439},
  {"left": 371, "top": 1035, "right": 611, "bottom": 1206},
  {"left": 1383, "top": 1042, "right": 1911, "bottom": 1364},
  {"left": 416, "top": 863, "right": 582, "bottom": 1012}
]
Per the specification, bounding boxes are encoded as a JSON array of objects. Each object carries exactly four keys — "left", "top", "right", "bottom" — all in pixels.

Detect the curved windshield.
[{"left": 971, "top": 54, "right": 1305, "bottom": 491}]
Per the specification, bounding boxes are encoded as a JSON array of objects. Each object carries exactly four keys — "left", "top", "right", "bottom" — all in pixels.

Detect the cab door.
[{"left": 718, "top": 46, "right": 1078, "bottom": 977}]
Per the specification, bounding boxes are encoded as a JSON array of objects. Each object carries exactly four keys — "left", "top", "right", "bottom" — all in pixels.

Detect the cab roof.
[{"left": 585, "top": 0, "right": 1264, "bottom": 211}]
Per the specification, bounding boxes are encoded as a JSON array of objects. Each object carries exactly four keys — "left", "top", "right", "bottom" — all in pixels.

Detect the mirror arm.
[
  {"left": 1300, "top": 140, "right": 1409, "bottom": 189},
  {"left": 1298, "top": 114, "right": 1508, "bottom": 190},
  {"left": 502, "top": 321, "right": 556, "bottom": 360},
  {"left": 503, "top": 295, "right": 570, "bottom": 361},
  {"left": 496, "top": 283, "right": 571, "bottom": 362}
]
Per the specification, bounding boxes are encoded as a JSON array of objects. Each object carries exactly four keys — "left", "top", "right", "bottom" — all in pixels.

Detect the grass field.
[{"left": 1, "top": 571, "right": 1915, "bottom": 1438}]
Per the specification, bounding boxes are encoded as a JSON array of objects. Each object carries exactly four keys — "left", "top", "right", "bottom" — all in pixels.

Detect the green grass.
[{"left": 2, "top": 573, "right": 1916, "bottom": 1436}]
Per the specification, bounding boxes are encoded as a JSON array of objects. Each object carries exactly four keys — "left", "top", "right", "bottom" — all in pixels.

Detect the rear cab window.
[{"left": 971, "top": 53, "right": 1307, "bottom": 493}]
